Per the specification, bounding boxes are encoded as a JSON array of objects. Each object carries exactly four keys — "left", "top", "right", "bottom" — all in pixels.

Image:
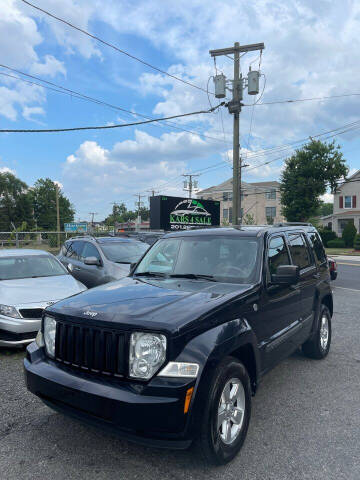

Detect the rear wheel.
[
  {"left": 302, "top": 305, "right": 331, "bottom": 359},
  {"left": 196, "top": 357, "right": 251, "bottom": 465}
]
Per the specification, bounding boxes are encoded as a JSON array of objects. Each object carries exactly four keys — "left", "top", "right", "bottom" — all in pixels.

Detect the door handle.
[
  {"left": 313, "top": 273, "right": 320, "bottom": 279},
  {"left": 74, "top": 267, "right": 81, "bottom": 271}
]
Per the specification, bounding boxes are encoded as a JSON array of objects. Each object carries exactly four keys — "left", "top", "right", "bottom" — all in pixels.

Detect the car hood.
[
  {"left": 48, "top": 276, "right": 258, "bottom": 335},
  {"left": 0, "top": 275, "right": 86, "bottom": 306}
]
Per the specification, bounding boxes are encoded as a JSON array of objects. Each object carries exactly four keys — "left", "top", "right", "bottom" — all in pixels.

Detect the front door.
[{"left": 257, "top": 234, "right": 302, "bottom": 371}]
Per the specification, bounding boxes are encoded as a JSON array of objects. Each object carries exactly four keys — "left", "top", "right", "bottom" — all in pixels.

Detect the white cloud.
[
  {"left": 320, "top": 192, "right": 334, "bottom": 204},
  {"left": 22, "top": 105, "right": 45, "bottom": 121},
  {"left": 61, "top": 130, "right": 218, "bottom": 216},
  {"left": 0, "top": 166, "right": 16, "bottom": 175},
  {"left": 30, "top": 55, "right": 66, "bottom": 78},
  {"left": 0, "top": 82, "right": 45, "bottom": 121}
]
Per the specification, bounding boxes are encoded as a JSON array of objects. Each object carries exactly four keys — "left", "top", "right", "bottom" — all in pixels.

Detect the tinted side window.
[
  {"left": 268, "top": 236, "right": 290, "bottom": 275},
  {"left": 288, "top": 233, "right": 311, "bottom": 269},
  {"left": 308, "top": 232, "right": 326, "bottom": 264},
  {"left": 66, "top": 241, "right": 84, "bottom": 260},
  {"left": 81, "top": 242, "right": 101, "bottom": 261}
]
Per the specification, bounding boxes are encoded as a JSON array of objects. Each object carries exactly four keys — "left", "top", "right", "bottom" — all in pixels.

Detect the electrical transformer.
[
  {"left": 247, "top": 70, "right": 260, "bottom": 95},
  {"left": 213, "top": 74, "right": 226, "bottom": 98}
]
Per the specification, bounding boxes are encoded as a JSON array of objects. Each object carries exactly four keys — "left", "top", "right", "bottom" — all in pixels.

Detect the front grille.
[
  {"left": 19, "top": 308, "right": 44, "bottom": 319},
  {"left": 55, "top": 321, "right": 126, "bottom": 377},
  {"left": 0, "top": 329, "right": 37, "bottom": 341}
]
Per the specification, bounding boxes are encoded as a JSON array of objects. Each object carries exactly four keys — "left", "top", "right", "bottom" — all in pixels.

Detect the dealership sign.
[
  {"left": 150, "top": 196, "right": 220, "bottom": 231},
  {"left": 64, "top": 222, "right": 88, "bottom": 233}
]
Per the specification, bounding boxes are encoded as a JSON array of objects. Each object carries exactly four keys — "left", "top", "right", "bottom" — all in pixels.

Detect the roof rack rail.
[
  {"left": 273, "top": 222, "right": 313, "bottom": 227},
  {"left": 67, "top": 234, "right": 99, "bottom": 243}
]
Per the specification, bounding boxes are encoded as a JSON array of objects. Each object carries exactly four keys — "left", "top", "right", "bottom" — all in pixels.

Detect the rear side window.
[
  {"left": 308, "top": 232, "right": 326, "bottom": 264},
  {"left": 267, "top": 236, "right": 291, "bottom": 275},
  {"left": 66, "top": 241, "right": 84, "bottom": 260},
  {"left": 81, "top": 242, "right": 101, "bottom": 261},
  {"left": 288, "top": 233, "right": 312, "bottom": 269}
]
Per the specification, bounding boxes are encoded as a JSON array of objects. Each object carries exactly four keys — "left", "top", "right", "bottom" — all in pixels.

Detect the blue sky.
[{"left": 1, "top": 0, "right": 360, "bottom": 221}]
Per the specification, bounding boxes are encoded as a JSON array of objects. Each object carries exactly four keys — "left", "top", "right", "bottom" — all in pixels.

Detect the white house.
[{"left": 320, "top": 170, "right": 360, "bottom": 236}]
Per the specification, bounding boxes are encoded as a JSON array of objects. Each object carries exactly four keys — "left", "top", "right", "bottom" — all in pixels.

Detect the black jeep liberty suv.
[{"left": 25, "top": 224, "right": 333, "bottom": 465}]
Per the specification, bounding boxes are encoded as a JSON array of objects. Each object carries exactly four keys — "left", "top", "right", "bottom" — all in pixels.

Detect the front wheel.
[
  {"left": 302, "top": 305, "right": 332, "bottom": 359},
  {"left": 196, "top": 357, "right": 251, "bottom": 465}
]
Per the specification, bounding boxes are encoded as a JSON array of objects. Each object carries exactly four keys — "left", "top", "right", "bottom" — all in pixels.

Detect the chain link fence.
[{"left": 0, "top": 231, "right": 113, "bottom": 254}]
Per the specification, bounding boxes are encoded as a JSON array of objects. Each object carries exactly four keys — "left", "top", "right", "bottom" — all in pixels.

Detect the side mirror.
[
  {"left": 271, "top": 265, "right": 299, "bottom": 285},
  {"left": 67, "top": 263, "right": 74, "bottom": 273},
  {"left": 84, "top": 256, "right": 101, "bottom": 266}
]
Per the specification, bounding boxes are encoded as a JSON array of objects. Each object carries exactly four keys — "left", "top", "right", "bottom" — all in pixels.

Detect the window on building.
[
  {"left": 223, "top": 208, "right": 229, "bottom": 220},
  {"left": 288, "top": 233, "right": 312, "bottom": 270},
  {"left": 265, "top": 189, "right": 276, "bottom": 200},
  {"left": 223, "top": 192, "right": 233, "bottom": 201},
  {"left": 265, "top": 206, "right": 276, "bottom": 219},
  {"left": 267, "top": 236, "right": 290, "bottom": 275},
  {"left": 229, "top": 207, "right": 233, "bottom": 223},
  {"left": 345, "top": 196, "right": 352, "bottom": 208}
]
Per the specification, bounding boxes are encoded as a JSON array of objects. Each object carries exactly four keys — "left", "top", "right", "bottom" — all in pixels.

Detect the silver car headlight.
[
  {"left": 43, "top": 316, "right": 57, "bottom": 358},
  {"left": 129, "top": 332, "right": 166, "bottom": 380},
  {"left": 0, "top": 304, "right": 21, "bottom": 319}
]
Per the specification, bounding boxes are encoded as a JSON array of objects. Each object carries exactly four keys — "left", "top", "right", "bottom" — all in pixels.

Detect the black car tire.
[
  {"left": 196, "top": 357, "right": 251, "bottom": 465},
  {"left": 302, "top": 304, "right": 332, "bottom": 359}
]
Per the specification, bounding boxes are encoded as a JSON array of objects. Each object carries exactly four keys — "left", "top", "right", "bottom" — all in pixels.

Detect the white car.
[{"left": 0, "top": 249, "right": 86, "bottom": 348}]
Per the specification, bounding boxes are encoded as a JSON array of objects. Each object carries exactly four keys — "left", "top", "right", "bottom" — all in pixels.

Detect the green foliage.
[
  {"left": 327, "top": 238, "right": 346, "bottom": 248},
  {"left": 354, "top": 234, "right": 360, "bottom": 251},
  {"left": 280, "top": 140, "right": 348, "bottom": 221},
  {"left": 318, "top": 227, "right": 336, "bottom": 247},
  {"left": 31, "top": 178, "right": 75, "bottom": 230},
  {"left": 104, "top": 202, "right": 149, "bottom": 226},
  {"left": 243, "top": 213, "right": 255, "bottom": 225},
  {"left": 318, "top": 202, "right": 333, "bottom": 217},
  {"left": 266, "top": 216, "right": 274, "bottom": 225},
  {"left": 342, "top": 222, "right": 357, "bottom": 247},
  {"left": 0, "top": 172, "right": 34, "bottom": 231}
]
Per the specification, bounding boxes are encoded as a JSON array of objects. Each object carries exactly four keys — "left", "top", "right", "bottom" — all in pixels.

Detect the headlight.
[
  {"left": 129, "top": 332, "right": 166, "bottom": 380},
  {"left": 158, "top": 362, "right": 199, "bottom": 378},
  {"left": 43, "top": 316, "right": 57, "bottom": 358},
  {"left": 35, "top": 330, "right": 44, "bottom": 348},
  {"left": 0, "top": 304, "right": 21, "bottom": 319}
]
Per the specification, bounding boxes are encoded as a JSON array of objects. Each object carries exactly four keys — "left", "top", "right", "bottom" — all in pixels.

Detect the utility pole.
[
  {"left": 182, "top": 174, "right": 200, "bottom": 198},
  {"left": 134, "top": 194, "right": 146, "bottom": 231},
  {"left": 55, "top": 184, "right": 60, "bottom": 247},
  {"left": 210, "top": 42, "right": 264, "bottom": 225},
  {"left": 88, "top": 212, "right": 97, "bottom": 232}
]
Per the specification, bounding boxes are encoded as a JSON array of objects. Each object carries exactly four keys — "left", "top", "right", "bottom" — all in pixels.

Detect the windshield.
[
  {"left": 101, "top": 241, "right": 149, "bottom": 263},
  {"left": 0, "top": 255, "right": 67, "bottom": 280},
  {"left": 134, "top": 236, "right": 261, "bottom": 284}
]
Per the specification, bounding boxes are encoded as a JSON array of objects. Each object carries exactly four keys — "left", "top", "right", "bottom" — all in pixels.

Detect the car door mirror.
[
  {"left": 84, "top": 256, "right": 101, "bottom": 266},
  {"left": 67, "top": 263, "right": 74, "bottom": 273},
  {"left": 271, "top": 265, "right": 299, "bottom": 285}
]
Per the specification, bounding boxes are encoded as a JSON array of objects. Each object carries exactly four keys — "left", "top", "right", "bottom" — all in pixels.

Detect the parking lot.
[{"left": 1, "top": 267, "right": 359, "bottom": 480}]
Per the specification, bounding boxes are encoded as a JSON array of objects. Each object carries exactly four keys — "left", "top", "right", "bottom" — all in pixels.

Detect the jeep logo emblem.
[{"left": 83, "top": 311, "right": 98, "bottom": 317}]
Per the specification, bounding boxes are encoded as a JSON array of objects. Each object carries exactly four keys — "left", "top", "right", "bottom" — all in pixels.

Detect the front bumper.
[
  {"left": 0, "top": 314, "right": 40, "bottom": 347},
  {"left": 24, "top": 343, "right": 196, "bottom": 448}
]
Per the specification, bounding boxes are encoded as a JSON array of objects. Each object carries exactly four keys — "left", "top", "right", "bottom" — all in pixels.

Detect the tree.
[
  {"left": 104, "top": 203, "right": 149, "bottom": 226},
  {"left": 354, "top": 233, "right": 360, "bottom": 251},
  {"left": 342, "top": 222, "right": 357, "bottom": 247},
  {"left": 243, "top": 213, "right": 255, "bottom": 225},
  {"left": 0, "top": 171, "right": 34, "bottom": 230},
  {"left": 280, "top": 140, "right": 348, "bottom": 222},
  {"left": 31, "top": 178, "right": 75, "bottom": 230},
  {"left": 318, "top": 202, "right": 333, "bottom": 217}
]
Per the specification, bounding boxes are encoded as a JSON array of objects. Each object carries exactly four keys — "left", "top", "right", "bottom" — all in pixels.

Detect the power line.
[
  {"left": 20, "top": 0, "right": 213, "bottom": 95},
  {"left": 247, "top": 92, "right": 360, "bottom": 106},
  {"left": 0, "top": 103, "right": 224, "bottom": 133},
  {"left": 0, "top": 64, "right": 230, "bottom": 143}
]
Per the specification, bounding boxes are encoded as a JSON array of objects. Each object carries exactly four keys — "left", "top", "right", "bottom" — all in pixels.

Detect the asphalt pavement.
[
  {"left": 1, "top": 287, "right": 360, "bottom": 480},
  {"left": 332, "top": 256, "right": 360, "bottom": 291}
]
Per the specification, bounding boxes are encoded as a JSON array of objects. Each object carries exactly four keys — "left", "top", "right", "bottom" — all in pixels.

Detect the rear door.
[
  {"left": 286, "top": 232, "right": 317, "bottom": 330},
  {"left": 63, "top": 240, "right": 85, "bottom": 282}
]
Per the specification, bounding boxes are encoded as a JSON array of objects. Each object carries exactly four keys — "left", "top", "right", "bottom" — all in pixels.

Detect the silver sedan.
[{"left": 0, "top": 249, "right": 86, "bottom": 348}]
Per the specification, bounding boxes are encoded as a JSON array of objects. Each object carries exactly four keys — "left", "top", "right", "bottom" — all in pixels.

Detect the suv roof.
[
  {"left": 66, "top": 235, "right": 142, "bottom": 244},
  {"left": 164, "top": 224, "right": 317, "bottom": 239}
]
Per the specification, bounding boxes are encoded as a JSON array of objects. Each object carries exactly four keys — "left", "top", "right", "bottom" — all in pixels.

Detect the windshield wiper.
[
  {"left": 134, "top": 271, "right": 167, "bottom": 277},
  {"left": 169, "top": 273, "right": 217, "bottom": 282},
  {"left": 115, "top": 261, "right": 132, "bottom": 264}
]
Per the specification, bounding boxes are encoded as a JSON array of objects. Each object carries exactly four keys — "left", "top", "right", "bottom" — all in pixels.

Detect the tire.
[
  {"left": 302, "top": 305, "right": 331, "bottom": 359},
  {"left": 196, "top": 357, "right": 251, "bottom": 465}
]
